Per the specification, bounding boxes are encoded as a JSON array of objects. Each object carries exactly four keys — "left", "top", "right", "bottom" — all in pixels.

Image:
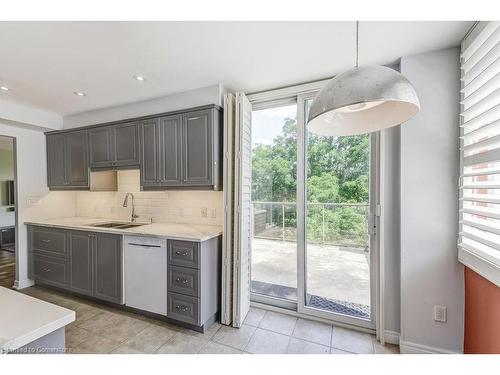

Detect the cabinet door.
[
  {"left": 114, "top": 122, "right": 139, "bottom": 166},
  {"left": 89, "top": 126, "right": 114, "bottom": 168},
  {"left": 93, "top": 232, "right": 122, "bottom": 304},
  {"left": 47, "top": 134, "right": 67, "bottom": 188},
  {"left": 182, "top": 110, "right": 212, "bottom": 185},
  {"left": 159, "top": 115, "right": 182, "bottom": 185},
  {"left": 68, "top": 231, "right": 93, "bottom": 296},
  {"left": 139, "top": 118, "right": 161, "bottom": 187},
  {"left": 65, "top": 130, "right": 89, "bottom": 187}
]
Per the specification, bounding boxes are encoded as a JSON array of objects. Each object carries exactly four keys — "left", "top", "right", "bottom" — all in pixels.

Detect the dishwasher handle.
[{"left": 127, "top": 242, "right": 162, "bottom": 248}]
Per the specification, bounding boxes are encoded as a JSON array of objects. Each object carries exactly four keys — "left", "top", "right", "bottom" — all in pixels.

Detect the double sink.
[{"left": 91, "top": 222, "right": 147, "bottom": 230}]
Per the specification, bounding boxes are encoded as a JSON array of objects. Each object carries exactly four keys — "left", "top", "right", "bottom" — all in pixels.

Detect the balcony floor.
[{"left": 251, "top": 238, "right": 371, "bottom": 308}]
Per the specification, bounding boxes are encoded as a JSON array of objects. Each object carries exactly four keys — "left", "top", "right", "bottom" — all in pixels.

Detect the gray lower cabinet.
[
  {"left": 68, "top": 231, "right": 93, "bottom": 296},
  {"left": 93, "top": 232, "right": 122, "bottom": 304},
  {"left": 28, "top": 226, "right": 123, "bottom": 304},
  {"left": 166, "top": 237, "right": 221, "bottom": 329},
  {"left": 47, "top": 130, "right": 89, "bottom": 190},
  {"left": 89, "top": 122, "right": 139, "bottom": 169}
]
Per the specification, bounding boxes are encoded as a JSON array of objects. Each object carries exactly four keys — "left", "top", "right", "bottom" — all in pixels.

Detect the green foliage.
[{"left": 252, "top": 115, "right": 370, "bottom": 247}]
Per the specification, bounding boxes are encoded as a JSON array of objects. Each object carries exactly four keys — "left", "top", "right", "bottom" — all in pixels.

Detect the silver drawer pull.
[
  {"left": 175, "top": 304, "right": 189, "bottom": 312},
  {"left": 175, "top": 277, "right": 190, "bottom": 285},
  {"left": 128, "top": 243, "right": 162, "bottom": 248},
  {"left": 175, "top": 250, "right": 189, "bottom": 257},
  {"left": 41, "top": 239, "right": 51, "bottom": 243},
  {"left": 42, "top": 267, "right": 51, "bottom": 273}
]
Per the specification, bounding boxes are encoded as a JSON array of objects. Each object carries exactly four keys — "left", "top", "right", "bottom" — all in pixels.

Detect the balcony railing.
[{"left": 252, "top": 201, "right": 370, "bottom": 249}]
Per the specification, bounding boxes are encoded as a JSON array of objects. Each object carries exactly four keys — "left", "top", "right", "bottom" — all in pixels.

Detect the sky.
[{"left": 251, "top": 104, "right": 297, "bottom": 147}]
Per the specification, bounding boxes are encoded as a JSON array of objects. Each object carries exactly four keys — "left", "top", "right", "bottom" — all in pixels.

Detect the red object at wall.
[{"left": 464, "top": 267, "right": 500, "bottom": 354}]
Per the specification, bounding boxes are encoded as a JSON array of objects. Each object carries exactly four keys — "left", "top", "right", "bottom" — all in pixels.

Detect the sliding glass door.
[
  {"left": 250, "top": 100, "right": 298, "bottom": 307},
  {"left": 297, "top": 94, "right": 375, "bottom": 328},
  {"left": 250, "top": 91, "right": 377, "bottom": 328}
]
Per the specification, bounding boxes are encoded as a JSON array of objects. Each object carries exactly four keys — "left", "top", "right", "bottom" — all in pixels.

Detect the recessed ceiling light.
[
  {"left": 0, "top": 86, "right": 11, "bottom": 92},
  {"left": 73, "top": 91, "right": 86, "bottom": 97},
  {"left": 133, "top": 75, "right": 146, "bottom": 82}
]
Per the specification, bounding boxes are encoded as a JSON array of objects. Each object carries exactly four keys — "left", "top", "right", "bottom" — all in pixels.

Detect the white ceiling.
[{"left": 0, "top": 21, "right": 473, "bottom": 116}]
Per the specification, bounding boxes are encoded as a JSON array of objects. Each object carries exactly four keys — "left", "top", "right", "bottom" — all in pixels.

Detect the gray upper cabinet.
[
  {"left": 182, "top": 110, "right": 212, "bottom": 186},
  {"left": 139, "top": 106, "right": 222, "bottom": 190},
  {"left": 139, "top": 118, "right": 161, "bottom": 187},
  {"left": 160, "top": 114, "right": 183, "bottom": 185},
  {"left": 89, "top": 122, "right": 139, "bottom": 169},
  {"left": 47, "top": 134, "right": 66, "bottom": 188},
  {"left": 46, "top": 105, "right": 221, "bottom": 191},
  {"left": 47, "top": 130, "right": 89, "bottom": 190},
  {"left": 88, "top": 126, "right": 113, "bottom": 168}
]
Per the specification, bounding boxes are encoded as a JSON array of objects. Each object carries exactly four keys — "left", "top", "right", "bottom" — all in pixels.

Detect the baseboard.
[
  {"left": 384, "top": 330, "right": 400, "bottom": 345},
  {"left": 13, "top": 278, "right": 34, "bottom": 290},
  {"left": 399, "top": 340, "right": 461, "bottom": 354}
]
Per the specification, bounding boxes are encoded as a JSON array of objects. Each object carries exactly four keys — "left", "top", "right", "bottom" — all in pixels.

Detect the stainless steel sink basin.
[{"left": 91, "top": 222, "right": 146, "bottom": 229}]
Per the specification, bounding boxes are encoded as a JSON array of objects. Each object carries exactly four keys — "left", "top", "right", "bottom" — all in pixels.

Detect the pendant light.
[{"left": 308, "top": 21, "right": 420, "bottom": 136}]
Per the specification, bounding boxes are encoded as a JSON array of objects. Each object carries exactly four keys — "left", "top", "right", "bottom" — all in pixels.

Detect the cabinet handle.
[
  {"left": 175, "top": 277, "right": 189, "bottom": 285},
  {"left": 127, "top": 243, "right": 161, "bottom": 248},
  {"left": 41, "top": 239, "right": 51, "bottom": 243},
  {"left": 175, "top": 250, "right": 189, "bottom": 257},
  {"left": 42, "top": 267, "right": 51, "bottom": 273},
  {"left": 175, "top": 304, "right": 189, "bottom": 312}
]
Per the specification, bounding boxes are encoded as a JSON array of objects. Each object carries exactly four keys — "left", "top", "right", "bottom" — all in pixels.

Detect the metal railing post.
[
  {"left": 282, "top": 203, "right": 285, "bottom": 242},
  {"left": 322, "top": 205, "right": 325, "bottom": 244}
]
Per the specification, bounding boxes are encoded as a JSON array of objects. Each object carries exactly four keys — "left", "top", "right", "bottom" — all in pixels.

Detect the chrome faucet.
[{"left": 123, "top": 192, "right": 139, "bottom": 222}]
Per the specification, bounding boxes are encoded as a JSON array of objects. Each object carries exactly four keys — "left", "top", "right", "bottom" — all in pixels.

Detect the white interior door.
[{"left": 232, "top": 92, "right": 253, "bottom": 327}]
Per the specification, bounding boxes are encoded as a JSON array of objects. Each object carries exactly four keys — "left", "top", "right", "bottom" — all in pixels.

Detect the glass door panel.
[
  {"left": 302, "top": 97, "right": 372, "bottom": 322},
  {"left": 250, "top": 103, "right": 298, "bottom": 302}
]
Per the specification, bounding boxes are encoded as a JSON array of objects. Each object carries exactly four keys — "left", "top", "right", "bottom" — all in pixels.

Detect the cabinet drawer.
[
  {"left": 167, "top": 240, "right": 199, "bottom": 269},
  {"left": 167, "top": 292, "right": 199, "bottom": 325},
  {"left": 33, "top": 255, "right": 67, "bottom": 288},
  {"left": 168, "top": 265, "right": 199, "bottom": 297},
  {"left": 32, "top": 227, "right": 67, "bottom": 257}
]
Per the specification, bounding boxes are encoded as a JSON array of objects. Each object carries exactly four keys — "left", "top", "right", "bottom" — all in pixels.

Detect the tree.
[{"left": 251, "top": 115, "right": 370, "bottom": 246}]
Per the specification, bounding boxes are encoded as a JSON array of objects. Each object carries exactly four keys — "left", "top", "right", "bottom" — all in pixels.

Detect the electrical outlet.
[
  {"left": 26, "top": 196, "right": 41, "bottom": 205},
  {"left": 434, "top": 305, "right": 447, "bottom": 323},
  {"left": 201, "top": 207, "right": 208, "bottom": 217},
  {"left": 209, "top": 208, "right": 216, "bottom": 218}
]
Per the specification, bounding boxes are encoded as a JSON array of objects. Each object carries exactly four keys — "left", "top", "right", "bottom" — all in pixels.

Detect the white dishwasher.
[{"left": 124, "top": 235, "right": 167, "bottom": 316}]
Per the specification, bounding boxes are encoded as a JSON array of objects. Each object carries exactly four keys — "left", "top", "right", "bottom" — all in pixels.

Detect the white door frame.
[{"left": 296, "top": 92, "right": 379, "bottom": 330}]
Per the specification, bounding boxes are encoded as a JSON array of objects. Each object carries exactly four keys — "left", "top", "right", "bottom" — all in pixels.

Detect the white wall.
[
  {"left": 0, "top": 100, "right": 62, "bottom": 130},
  {"left": 399, "top": 47, "right": 464, "bottom": 353},
  {"left": 63, "top": 84, "right": 224, "bottom": 128},
  {"left": 0, "top": 121, "right": 76, "bottom": 289}
]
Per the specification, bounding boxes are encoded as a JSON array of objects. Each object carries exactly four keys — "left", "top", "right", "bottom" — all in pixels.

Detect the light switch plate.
[
  {"left": 434, "top": 305, "right": 447, "bottom": 322},
  {"left": 201, "top": 207, "right": 208, "bottom": 217}
]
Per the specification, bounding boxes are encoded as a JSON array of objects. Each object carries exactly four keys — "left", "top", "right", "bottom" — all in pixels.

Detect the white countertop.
[
  {"left": 0, "top": 287, "right": 75, "bottom": 353},
  {"left": 25, "top": 217, "right": 223, "bottom": 242}
]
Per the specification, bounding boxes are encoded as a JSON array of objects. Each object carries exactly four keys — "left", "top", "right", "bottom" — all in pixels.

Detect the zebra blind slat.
[{"left": 460, "top": 23, "right": 500, "bottom": 278}]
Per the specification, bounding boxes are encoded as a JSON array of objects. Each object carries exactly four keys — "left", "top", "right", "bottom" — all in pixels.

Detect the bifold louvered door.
[
  {"left": 459, "top": 21, "right": 500, "bottom": 286},
  {"left": 221, "top": 92, "right": 253, "bottom": 327}
]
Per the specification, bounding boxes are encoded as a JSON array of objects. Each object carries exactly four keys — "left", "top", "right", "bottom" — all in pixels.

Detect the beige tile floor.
[{"left": 19, "top": 286, "right": 399, "bottom": 354}]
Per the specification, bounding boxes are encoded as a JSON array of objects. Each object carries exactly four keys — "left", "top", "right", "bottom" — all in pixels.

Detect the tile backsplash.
[{"left": 76, "top": 170, "right": 223, "bottom": 226}]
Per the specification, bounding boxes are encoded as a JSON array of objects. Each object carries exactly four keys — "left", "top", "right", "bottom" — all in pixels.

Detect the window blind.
[{"left": 459, "top": 21, "right": 500, "bottom": 285}]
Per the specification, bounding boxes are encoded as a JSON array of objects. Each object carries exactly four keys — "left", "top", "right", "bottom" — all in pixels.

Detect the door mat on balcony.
[{"left": 308, "top": 294, "right": 370, "bottom": 319}]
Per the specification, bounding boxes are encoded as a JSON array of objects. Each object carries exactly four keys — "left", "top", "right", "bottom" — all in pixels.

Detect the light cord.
[{"left": 355, "top": 20, "right": 359, "bottom": 68}]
